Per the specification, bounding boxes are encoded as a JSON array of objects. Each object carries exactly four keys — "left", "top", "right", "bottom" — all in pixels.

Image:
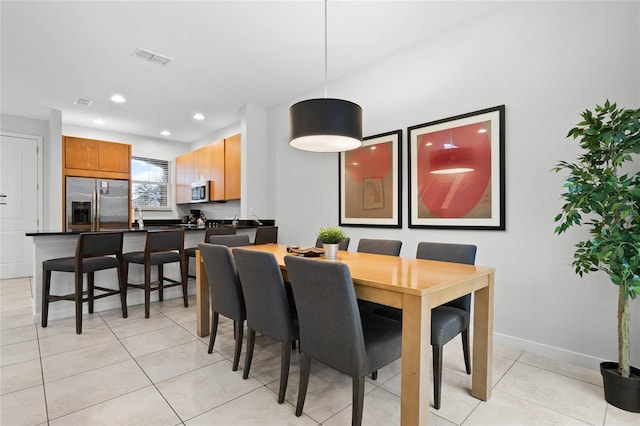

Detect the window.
[{"left": 131, "top": 156, "right": 170, "bottom": 209}]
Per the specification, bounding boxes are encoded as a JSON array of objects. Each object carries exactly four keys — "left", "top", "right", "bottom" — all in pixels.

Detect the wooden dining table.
[{"left": 195, "top": 243, "right": 495, "bottom": 426}]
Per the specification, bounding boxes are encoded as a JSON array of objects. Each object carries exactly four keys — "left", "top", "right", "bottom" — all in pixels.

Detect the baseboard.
[{"left": 493, "top": 331, "right": 606, "bottom": 370}]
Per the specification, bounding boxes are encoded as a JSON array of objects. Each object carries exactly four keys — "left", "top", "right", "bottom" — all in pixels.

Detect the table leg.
[
  {"left": 196, "top": 250, "right": 210, "bottom": 337},
  {"left": 401, "top": 293, "right": 430, "bottom": 426},
  {"left": 471, "top": 272, "right": 494, "bottom": 400}
]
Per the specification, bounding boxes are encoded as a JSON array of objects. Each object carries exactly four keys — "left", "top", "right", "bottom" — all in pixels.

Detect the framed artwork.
[
  {"left": 408, "top": 105, "right": 505, "bottom": 229},
  {"left": 339, "top": 130, "right": 402, "bottom": 227}
]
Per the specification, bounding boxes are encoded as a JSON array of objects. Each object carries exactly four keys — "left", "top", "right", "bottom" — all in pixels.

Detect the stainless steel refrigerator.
[{"left": 66, "top": 177, "right": 130, "bottom": 231}]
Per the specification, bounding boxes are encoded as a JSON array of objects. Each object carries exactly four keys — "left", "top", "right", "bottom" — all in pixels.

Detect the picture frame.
[
  {"left": 339, "top": 130, "right": 402, "bottom": 227},
  {"left": 408, "top": 105, "right": 505, "bottom": 230}
]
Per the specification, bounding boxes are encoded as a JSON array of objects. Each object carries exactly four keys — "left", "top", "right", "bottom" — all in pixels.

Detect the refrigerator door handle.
[{"left": 92, "top": 189, "right": 98, "bottom": 231}]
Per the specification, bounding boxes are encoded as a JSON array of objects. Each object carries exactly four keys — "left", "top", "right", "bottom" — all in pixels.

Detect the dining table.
[{"left": 195, "top": 243, "right": 495, "bottom": 426}]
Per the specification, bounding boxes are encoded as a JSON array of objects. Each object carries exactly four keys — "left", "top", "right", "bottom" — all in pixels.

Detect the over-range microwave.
[{"left": 191, "top": 181, "right": 210, "bottom": 203}]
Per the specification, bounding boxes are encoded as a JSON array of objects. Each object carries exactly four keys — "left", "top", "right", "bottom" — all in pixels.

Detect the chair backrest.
[
  {"left": 416, "top": 242, "right": 477, "bottom": 311},
  {"left": 208, "top": 234, "right": 250, "bottom": 247},
  {"left": 254, "top": 226, "right": 278, "bottom": 245},
  {"left": 198, "top": 243, "right": 245, "bottom": 320},
  {"left": 204, "top": 226, "right": 237, "bottom": 241},
  {"left": 357, "top": 238, "right": 402, "bottom": 256},
  {"left": 233, "top": 248, "right": 296, "bottom": 342},
  {"left": 315, "top": 237, "right": 350, "bottom": 251},
  {"left": 77, "top": 231, "right": 124, "bottom": 258},
  {"left": 145, "top": 229, "right": 184, "bottom": 254},
  {"left": 284, "top": 255, "right": 367, "bottom": 376}
]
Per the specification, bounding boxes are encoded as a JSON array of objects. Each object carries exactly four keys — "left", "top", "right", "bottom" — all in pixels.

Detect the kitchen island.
[{"left": 25, "top": 221, "right": 271, "bottom": 322}]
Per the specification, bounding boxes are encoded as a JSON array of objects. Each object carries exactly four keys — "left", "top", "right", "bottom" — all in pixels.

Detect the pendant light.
[{"left": 289, "top": 0, "right": 362, "bottom": 152}]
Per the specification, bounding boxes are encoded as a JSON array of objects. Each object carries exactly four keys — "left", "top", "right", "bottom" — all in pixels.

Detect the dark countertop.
[{"left": 25, "top": 219, "right": 275, "bottom": 237}]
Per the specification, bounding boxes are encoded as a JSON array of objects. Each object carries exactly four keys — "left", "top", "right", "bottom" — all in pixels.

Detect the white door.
[{"left": 0, "top": 134, "right": 39, "bottom": 279}]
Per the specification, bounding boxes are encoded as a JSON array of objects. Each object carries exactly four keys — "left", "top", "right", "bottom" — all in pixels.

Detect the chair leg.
[
  {"left": 295, "top": 352, "right": 311, "bottom": 417},
  {"left": 117, "top": 264, "right": 127, "bottom": 318},
  {"left": 158, "top": 264, "right": 164, "bottom": 302},
  {"left": 462, "top": 328, "right": 472, "bottom": 374},
  {"left": 232, "top": 320, "right": 244, "bottom": 371},
  {"left": 87, "top": 272, "right": 94, "bottom": 314},
  {"left": 144, "top": 262, "right": 151, "bottom": 318},
  {"left": 243, "top": 328, "right": 256, "bottom": 379},
  {"left": 74, "top": 269, "right": 83, "bottom": 334},
  {"left": 181, "top": 257, "right": 188, "bottom": 307},
  {"left": 352, "top": 376, "right": 365, "bottom": 426},
  {"left": 208, "top": 312, "right": 219, "bottom": 354},
  {"left": 41, "top": 269, "right": 51, "bottom": 328},
  {"left": 278, "top": 341, "right": 292, "bottom": 404},
  {"left": 433, "top": 345, "right": 443, "bottom": 410},
  {"left": 371, "top": 371, "right": 378, "bottom": 380}
]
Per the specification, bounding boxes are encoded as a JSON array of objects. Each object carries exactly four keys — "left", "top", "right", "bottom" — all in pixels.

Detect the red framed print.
[
  {"left": 339, "top": 130, "right": 402, "bottom": 227},
  {"left": 408, "top": 105, "right": 505, "bottom": 229}
]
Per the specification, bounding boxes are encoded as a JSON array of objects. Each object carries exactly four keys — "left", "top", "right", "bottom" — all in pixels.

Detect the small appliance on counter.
[{"left": 66, "top": 177, "right": 129, "bottom": 231}]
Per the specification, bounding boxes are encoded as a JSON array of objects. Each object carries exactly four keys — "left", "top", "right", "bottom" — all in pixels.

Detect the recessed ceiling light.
[
  {"left": 110, "top": 94, "right": 126, "bottom": 103},
  {"left": 161, "top": 130, "right": 171, "bottom": 136},
  {"left": 193, "top": 113, "right": 205, "bottom": 120},
  {"left": 94, "top": 119, "right": 105, "bottom": 125}
]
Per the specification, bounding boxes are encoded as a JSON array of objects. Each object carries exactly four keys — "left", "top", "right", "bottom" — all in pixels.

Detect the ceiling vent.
[
  {"left": 74, "top": 98, "right": 93, "bottom": 107},
  {"left": 133, "top": 48, "right": 173, "bottom": 66}
]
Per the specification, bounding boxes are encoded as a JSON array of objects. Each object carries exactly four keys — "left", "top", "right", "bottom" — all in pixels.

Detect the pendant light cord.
[{"left": 324, "top": 0, "right": 328, "bottom": 98}]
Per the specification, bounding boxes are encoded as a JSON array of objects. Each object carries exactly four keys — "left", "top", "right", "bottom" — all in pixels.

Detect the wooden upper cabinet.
[
  {"left": 64, "top": 136, "right": 100, "bottom": 171},
  {"left": 209, "top": 139, "right": 226, "bottom": 201},
  {"left": 63, "top": 136, "right": 130, "bottom": 179},
  {"left": 224, "top": 133, "right": 241, "bottom": 200},
  {"left": 174, "top": 133, "right": 242, "bottom": 204}
]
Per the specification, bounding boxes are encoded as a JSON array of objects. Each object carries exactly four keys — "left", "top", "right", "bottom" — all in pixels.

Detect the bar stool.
[
  {"left": 185, "top": 226, "right": 236, "bottom": 279},
  {"left": 123, "top": 228, "right": 188, "bottom": 318},
  {"left": 42, "top": 231, "right": 127, "bottom": 334},
  {"left": 254, "top": 225, "right": 278, "bottom": 244}
]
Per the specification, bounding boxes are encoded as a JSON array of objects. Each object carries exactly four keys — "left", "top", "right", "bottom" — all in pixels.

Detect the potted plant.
[
  {"left": 317, "top": 225, "right": 347, "bottom": 259},
  {"left": 553, "top": 100, "right": 640, "bottom": 412}
]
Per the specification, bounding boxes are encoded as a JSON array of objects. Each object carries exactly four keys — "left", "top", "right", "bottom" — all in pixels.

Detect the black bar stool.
[
  {"left": 123, "top": 228, "right": 188, "bottom": 318},
  {"left": 42, "top": 231, "right": 127, "bottom": 334}
]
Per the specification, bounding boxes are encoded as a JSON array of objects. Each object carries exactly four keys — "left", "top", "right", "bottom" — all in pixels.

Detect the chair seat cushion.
[
  {"left": 43, "top": 256, "right": 120, "bottom": 273},
  {"left": 431, "top": 306, "right": 469, "bottom": 347},
  {"left": 184, "top": 247, "right": 197, "bottom": 258},
  {"left": 123, "top": 251, "right": 181, "bottom": 265}
]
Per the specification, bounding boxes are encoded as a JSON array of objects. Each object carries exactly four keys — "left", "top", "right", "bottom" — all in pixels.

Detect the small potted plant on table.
[
  {"left": 553, "top": 100, "right": 640, "bottom": 412},
  {"left": 317, "top": 226, "right": 347, "bottom": 259}
]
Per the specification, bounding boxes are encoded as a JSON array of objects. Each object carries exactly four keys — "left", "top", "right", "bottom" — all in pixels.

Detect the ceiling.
[{"left": 1, "top": 1, "right": 502, "bottom": 143}]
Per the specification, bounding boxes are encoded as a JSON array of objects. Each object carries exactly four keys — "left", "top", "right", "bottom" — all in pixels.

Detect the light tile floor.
[{"left": 1, "top": 277, "right": 638, "bottom": 425}]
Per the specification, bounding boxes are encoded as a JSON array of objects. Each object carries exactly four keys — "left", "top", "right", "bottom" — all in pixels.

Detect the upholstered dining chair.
[
  {"left": 198, "top": 242, "right": 246, "bottom": 371},
  {"left": 254, "top": 225, "right": 278, "bottom": 245},
  {"left": 122, "top": 228, "right": 187, "bottom": 318},
  {"left": 356, "top": 238, "right": 402, "bottom": 256},
  {"left": 232, "top": 248, "right": 299, "bottom": 403},
  {"left": 314, "top": 237, "right": 350, "bottom": 251},
  {"left": 208, "top": 234, "right": 251, "bottom": 247},
  {"left": 374, "top": 241, "right": 477, "bottom": 410},
  {"left": 284, "top": 255, "right": 402, "bottom": 425},
  {"left": 185, "top": 226, "right": 237, "bottom": 279},
  {"left": 42, "top": 231, "right": 127, "bottom": 334}
]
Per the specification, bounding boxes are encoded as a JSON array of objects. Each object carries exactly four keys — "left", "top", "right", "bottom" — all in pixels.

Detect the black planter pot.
[{"left": 600, "top": 362, "right": 640, "bottom": 412}]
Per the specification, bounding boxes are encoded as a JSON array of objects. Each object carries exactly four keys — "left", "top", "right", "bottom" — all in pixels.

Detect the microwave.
[{"left": 191, "top": 181, "right": 210, "bottom": 203}]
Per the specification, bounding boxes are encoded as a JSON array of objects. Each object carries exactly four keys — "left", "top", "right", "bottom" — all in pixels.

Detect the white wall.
[{"left": 267, "top": 1, "right": 640, "bottom": 368}]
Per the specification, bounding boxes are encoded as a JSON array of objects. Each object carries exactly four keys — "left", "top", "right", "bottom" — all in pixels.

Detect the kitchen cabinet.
[
  {"left": 63, "top": 136, "right": 130, "bottom": 179},
  {"left": 174, "top": 133, "right": 241, "bottom": 203}
]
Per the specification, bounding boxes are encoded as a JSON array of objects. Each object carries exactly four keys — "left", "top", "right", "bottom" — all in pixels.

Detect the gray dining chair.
[
  {"left": 208, "top": 234, "right": 251, "bottom": 247},
  {"left": 232, "top": 248, "right": 299, "bottom": 403},
  {"left": 374, "top": 241, "right": 477, "bottom": 410},
  {"left": 254, "top": 226, "right": 278, "bottom": 245},
  {"left": 356, "top": 238, "right": 402, "bottom": 256},
  {"left": 198, "top": 242, "right": 246, "bottom": 371},
  {"left": 284, "top": 255, "right": 402, "bottom": 425},
  {"left": 185, "top": 227, "right": 237, "bottom": 279}
]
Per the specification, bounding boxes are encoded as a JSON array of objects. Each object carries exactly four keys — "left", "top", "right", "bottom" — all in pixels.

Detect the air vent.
[
  {"left": 133, "top": 48, "right": 173, "bottom": 66},
  {"left": 74, "top": 98, "right": 93, "bottom": 107}
]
